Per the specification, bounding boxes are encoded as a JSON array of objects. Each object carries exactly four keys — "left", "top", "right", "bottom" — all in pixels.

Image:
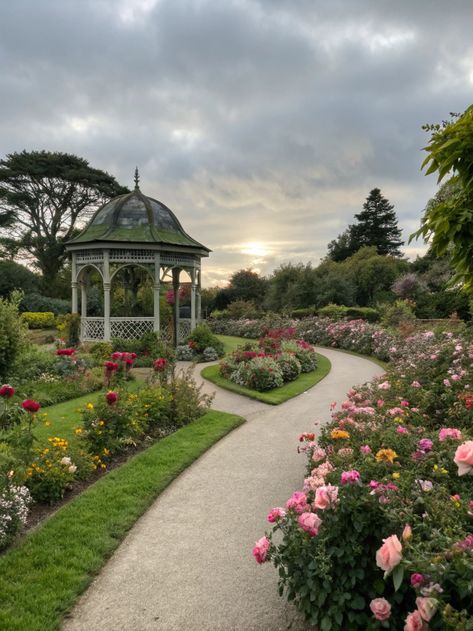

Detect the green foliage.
[
  {"left": 318, "top": 304, "right": 349, "bottom": 320},
  {"left": 0, "top": 150, "right": 128, "bottom": 289},
  {"left": 0, "top": 291, "right": 26, "bottom": 381},
  {"left": 0, "top": 261, "right": 39, "bottom": 298},
  {"left": 232, "top": 356, "right": 285, "bottom": 391},
  {"left": 57, "top": 313, "right": 80, "bottom": 346},
  {"left": 187, "top": 323, "right": 224, "bottom": 356},
  {"left": 88, "top": 341, "right": 114, "bottom": 362},
  {"left": 275, "top": 352, "right": 302, "bottom": 382},
  {"left": 21, "top": 311, "right": 56, "bottom": 329},
  {"left": 111, "top": 332, "right": 175, "bottom": 367},
  {"left": 412, "top": 106, "right": 473, "bottom": 291},
  {"left": 20, "top": 292, "right": 70, "bottom": 315},
  {"left": 380, "top": 299, "right": 416, "bottom": 329}
]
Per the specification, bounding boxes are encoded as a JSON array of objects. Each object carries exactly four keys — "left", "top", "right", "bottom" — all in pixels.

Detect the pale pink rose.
[
  {"left": 311, "top": 447, "right": 326, "bottom": 463},
  {"left": 400, "top": 400, "right": 410, "bottom": 407},
  {"left": 341, "top": 470, "right": 361, "bottom": 484},
  {"left": 377, "top": 399, "right": 385, "bottom": 407},
  {"left": 454, "top": 441, "right": 473, "bottom": 476},
  {"left": 286, "top": 491, "right": 310, "bottom": 513},
  {"left": 370, "top": 597, "right": 391, "bottom": 621},
  {"left": 438, "top": 427, "right": 462, "bottom": 441},
  {"left": 360, "top": 445, "right": 372, "bottom": 454},
  {"left": 376, "top": 534, "right": 402, "bottom": 574},
  {"left": 252, "top": 536, "right": 270, "bottom": 564},
  {"left": 267, "top": 507, "right": 286, "bottom": 523},
  {"left": 404, "top": 610, "right": 428, "bottom": 631},
  {"left": 68, "top": 464, "right": 77, "bottom": 474},
  {"left": 298, "top": 511, "right": 322, "bottom": 537},
  {"left": 378, "top": 381, "right": 391, "bottom": 390},
  {"left": 416, "top": 597, "right": 438, "bottom": 622},
  {"left": 313, "top": 484, "right": 339, "bottom": 510},
  {"left": 443, "top": 378, "right": 451, "bottom": 387},
  {"left": 402, "top": 524, "right": 412, "bottom": 541},
  {"left": 411, "top": 381, "right": 421, "bottom": 388}
]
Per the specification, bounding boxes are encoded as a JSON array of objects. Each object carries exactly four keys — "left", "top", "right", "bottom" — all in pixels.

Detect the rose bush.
[{"left": 253, "top": 327, "right": 473, "bottom": 629}]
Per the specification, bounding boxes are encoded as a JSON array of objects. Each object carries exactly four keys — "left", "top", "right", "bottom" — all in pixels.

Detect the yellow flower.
[
  {"left": 86, "top": 403, "right": 94, "bottom": 410},
  {"left": 98, "top": 420, "right": 105, "bottom": 426},
  {"left": 433, "top": 464, "right": 439, "bottom": 471},
  {"left": 441, "top": 468, "right": 448, "bottom": 475},
  {"left": 103, "top": 448, "right": 110, "bottom": 456},
  {"left": 331, "top": 429, "right": 350, "bottom": 440},
  {"left": 376, "top": 448, "right": 398, "bottom": 464},
  {"left": 74, "top": 427, "right": 83, "bottom": 435},
  {"left": 392, "top": 472, "right": 401, "bottom": 479},
  {"left": 43, "top": 421, "right": 51, "bottom": 427},
  {"left": 393, "top": 416, "right": 403, "bottom": 424}
]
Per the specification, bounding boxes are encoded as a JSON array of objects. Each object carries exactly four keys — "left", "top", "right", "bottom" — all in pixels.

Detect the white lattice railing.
[
  {"left": 81, "top": 317, "right": 105, "bottom": 341},
  {"left": 80, "top": 317, "right": 193, "bottom": 343}
]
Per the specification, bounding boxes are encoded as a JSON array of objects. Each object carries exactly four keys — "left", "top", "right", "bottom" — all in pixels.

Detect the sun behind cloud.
[{"left": 240, "top": 242, "right": 270, "bottom": 258}]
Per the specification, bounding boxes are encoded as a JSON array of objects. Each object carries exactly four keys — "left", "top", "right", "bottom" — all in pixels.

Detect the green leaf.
[{"left": 392, "top": 565, "right": 404, "bottom": 592}]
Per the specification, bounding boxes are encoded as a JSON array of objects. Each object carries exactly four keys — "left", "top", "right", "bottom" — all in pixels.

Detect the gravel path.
[{"left": 62, "top": 348, "right": 385, "bottom": 631}]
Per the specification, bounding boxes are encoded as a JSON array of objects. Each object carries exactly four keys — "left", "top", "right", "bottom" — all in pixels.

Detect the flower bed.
[
  {"left": 253, "top": 329, "right": 473, "bottom": 629},
  {"left": 219, "top": 328, "right": 318, "bottom": 392},
  {"left": 0, "top": 354, "right": 213, "bottom": 550}
]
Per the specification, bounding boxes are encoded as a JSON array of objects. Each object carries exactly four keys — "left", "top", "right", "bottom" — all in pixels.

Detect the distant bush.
[
  {"left": 0, "top": 261, "right": 39, "bottom": 298},
  {"left": 317, "top": 304, "right": 348, "bottom": 320},
  {"left": 21, "top": 312, "right": 56, "bottom": 329},
  {"left": 0, "top": 291, "right": 26, "bottom": 381},
  {"left": 290, "top": 306, "right": 317, "bottom": 319},
  {"left": 20, "top": 292, "right": 70, "bottom": 315},
  {"left": 232, "top": 357, "right": 284, "bottom": 391},
  {"left": 176, "top": 345, "right": 196, "bottom": 361},
  {"left": 187, "top": 323, "right": 224, "bottom": 356}
]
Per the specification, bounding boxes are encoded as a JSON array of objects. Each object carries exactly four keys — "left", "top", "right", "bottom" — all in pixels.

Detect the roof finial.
[{"left": 134, "top": 166, "right": 140, "bottom": 190}]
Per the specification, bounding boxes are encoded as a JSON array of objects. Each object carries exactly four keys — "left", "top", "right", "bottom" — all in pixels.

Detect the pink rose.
[
  {"left": 416, "top": 597, "right": 438, "bottom": 622},
  {"left": 252, "top": 536, "right": 270, "bottom": 564},
  {"left": 360, "top": 445, "right": 372, "bottom": 454},
  {"left": 313, "top": 485, "right": 339, "bottom": 510},
  {"left": 376, "top": 534, "right": 402, "bottom": 574},
  {"left": 439, "top": 427, "right": 462, "bottom": 441},
  {"left": 286, "top": 491, "right": 310, "bottom": 514},
  {"left": 298, "top": 512, "right": 321, "bottom": 537},
  {"left": 311, "top": 447, "right": 326, "bottom": 463},
  {"left": 267, "top": 507, "right": 286, "bottom": 523},
  {"left": 370, "top": 597, "right": 391, "bottom": 621},
  {"left": 341, "top": 470, "right": 361, "bottom": 484},
  {"left": 404, "top": 610, "right": 428, "bottom": 631},
  {"left": 454, "top": 441, "right": 473, "bottom": 476},
  {"left": 378, "top": 381, "right": 391, "bottom": 390},
  {"left": 410, "top": 573, "right": 424, "bottom": 587}
]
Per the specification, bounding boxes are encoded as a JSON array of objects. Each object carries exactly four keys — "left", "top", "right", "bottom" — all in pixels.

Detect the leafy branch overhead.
[
  {"left": 0, "top": 150, "right": 129, "bottom": 290},
  {"left": 411, "top": 106, "right": 473, "bottom": 291}
]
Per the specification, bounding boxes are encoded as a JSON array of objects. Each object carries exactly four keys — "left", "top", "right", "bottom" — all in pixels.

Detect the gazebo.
[{"left": 65, "top": 170, "right": 210, "bottom": 346}]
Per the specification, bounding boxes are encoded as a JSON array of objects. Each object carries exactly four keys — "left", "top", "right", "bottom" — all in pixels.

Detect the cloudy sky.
[{"left": 0, "top": 0, "right": 472, "bottom": 286}]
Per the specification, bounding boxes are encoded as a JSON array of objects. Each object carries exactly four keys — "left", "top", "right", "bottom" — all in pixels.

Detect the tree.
[
  {"left": 326, "top": 228, "right": 357, "bottom": 262},
  {"left": 411, "top": 106, "right": 473, "bottom": 291},
  {"left": 0, "top": 150, "right": 128, "bottom": 293},
  {"left": 0, "top": 261, "right": 39, "bottom": 298},
  {"left": 228, "top": 269, "right": 267, "bottom": 302},
  {"left": 350, "top": 188, "right": 404, "bottom": 256}
]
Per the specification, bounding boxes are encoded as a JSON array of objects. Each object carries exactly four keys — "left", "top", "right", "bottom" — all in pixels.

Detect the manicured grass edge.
[
  {"left": 0, "top": 410, "right": 245, "bottom": 631},
  {"left": 200, "top": 352, "right": 331, "bottom": 404}
]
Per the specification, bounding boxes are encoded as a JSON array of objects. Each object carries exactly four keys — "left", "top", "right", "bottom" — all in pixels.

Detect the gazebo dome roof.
[{"left": 69, "top": 174, "right": 209, "bottom": 252}]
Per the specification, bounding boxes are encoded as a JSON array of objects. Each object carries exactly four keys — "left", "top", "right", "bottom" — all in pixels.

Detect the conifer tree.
[{"left": 350, "top": 188, "right": 403, "bottom": 256}]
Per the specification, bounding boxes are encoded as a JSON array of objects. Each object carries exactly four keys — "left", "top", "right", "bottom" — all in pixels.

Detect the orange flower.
[
  {"left": 331, "top": 429, "right": 350, "bottom": 440},
  {"left": 376, "top": 448, "right": 398, "bottom": 463}
]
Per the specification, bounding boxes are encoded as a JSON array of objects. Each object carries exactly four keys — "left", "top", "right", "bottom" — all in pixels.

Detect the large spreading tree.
[
  {"left": 0, "top": 150, "right": 128, "bottom": 292},
  {"left": 327, "top": 188, "right": 404, "bottom": 261}
]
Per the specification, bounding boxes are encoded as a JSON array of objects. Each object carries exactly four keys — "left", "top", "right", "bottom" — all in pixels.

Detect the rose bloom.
[
  {"left": 376, "top": 534, "right": 402, "bottom": 574},
  {"left": 330, "top": 429, "right": 350, "bottom": 440},
  {"left": 402, "top": 524, "right": 412, "bottom": 541},
  {"left": 369, "top": 598, "right": 391, "bottom": 621},
  {"left": 267, "top": 507, "right": 286, "bottom": 523},
  {"left": 104, "top": 361, "right": 119, "bottom": 372},
  {"left": 417, "top": 438, "right": 433, "bottom": 452},
  {"left": 68, "top": 464, "right": 78, "bottom": 474},
  {"left": 313, "top": 485, "right": 339, "bottom": 510},
  {"left": 0, "top": 384, "right": 15, "bottom": 398},
  {"left": 411, "top": 381, "right": 421, "bottom": 388},
  {"left": 416, "top": 597, "right": 438, "bottom": 622},
  {"left": 56, "top": 348, "right": 75, "bottom": 356},
  {"left": 111, "top": 352, "right": 123, "bottom": 360},
  {"left": 341, "top": 470, "right": 361, "bottom": 484},
  {"left": 298, "top": 511, "right": 322, "bottom": 537},
  {"left": 378, "top": 381, "right": 391, "bottom": 390},
  {"left": 311, "top": 447, "right": 326, "bottom": 463},
  {"left": 21, "top": 399, "right": 41, "bottom": 413},
  {"left": 376, "top": 448, "right": 398, "bottom": 464},
  {"left": 60, "top": 456, "right": 72, "bottom": 466},
  {"left": 286, "top": 491, "right": 309, "bottom": 514},
  {"left": 299, "top": 432, "right": 315, "bottom": 442},
  {"left": 153, "top": 358, "right": 168, "bottom": 372},
  {"left": 105, "top": 391, "right": 119, "bottom": 405},
  {"left": 252, "top": 536, "right": 270, "bottom": 564},
  {"left": 454, "top": 441, "right": 473, "bottom": 476},
  {"left": 397, "top": 426, "right": 409, "bottom": 434},
  {"left": 410, "top": 573, "right": 425, "bottom": 588},
  {"left": 360, "top": 445, "right": 372, "bottom": 454},
  {"left": 404, "top": 610, "right": 428, "bottom": 631},
  {"left": 439, "top": 427, "right": 462, "bottom": 441}
]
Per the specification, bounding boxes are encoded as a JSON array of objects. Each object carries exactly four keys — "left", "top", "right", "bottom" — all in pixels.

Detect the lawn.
[
  {"left": 201, "top": 352, "right": 331, "bottom": 404},
  {"left": 0, "top": 409, "right": 244, "bottom": 631}
]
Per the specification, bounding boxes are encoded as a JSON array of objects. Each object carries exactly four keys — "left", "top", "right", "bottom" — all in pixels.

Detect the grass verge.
[
  {"left": 0, "top": 409, "right": 244, "bottom": 631},
  {"left": 201, "top": 352, "right": 331, "bottom": 404}
]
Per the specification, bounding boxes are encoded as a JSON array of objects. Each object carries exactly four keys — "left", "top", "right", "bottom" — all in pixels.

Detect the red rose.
[
  {"left": 21, "top": 399, "right": 41, "bottom": 413},
  {"left": 56, "top": 348, "right": 75, "bottom": 356},
  {"left": 105, "top": 391, "right": 118, "bottom": 405},
  {"left": 153, "top": 358, "right": 168, "bottom": 372},
  {"left": 111, "top": 352, "right": 123, "bottom": 360},
  {"left": 104, "top": 361, "right": 119, "bottom": 372},
  {"left": 0, "top": 384, "right": 15, "bottom": 398}
]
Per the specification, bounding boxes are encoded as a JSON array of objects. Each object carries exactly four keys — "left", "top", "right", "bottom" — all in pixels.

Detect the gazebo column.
[
  {"left": 197, "top": 270, "right": 202, "bottom": 323},
  {"left": 103, "top": 250, "right": 111, "bottom": 342},
  {"left": 71, "top": 253, "right": 79, "bottom": 313},
  {"left": 80, "top": 275, "right": 88, "bottom": 319},
  {"left": 190, "top": 269, "right": 196, "bottom": 331},
  {"left": 172, "top": 267, "right": 181, "bottom": 347},
  {"left": 154, "top": 253, "right": 161, "bottom": 334}
]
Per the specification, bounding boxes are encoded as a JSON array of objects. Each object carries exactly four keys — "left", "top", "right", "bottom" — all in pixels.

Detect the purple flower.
[{"left": 417, "top": 438, "right": 433, "bottom": 452}]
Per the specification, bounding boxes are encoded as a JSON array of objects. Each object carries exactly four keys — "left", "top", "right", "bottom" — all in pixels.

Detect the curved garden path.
[{"left": 62, "top": 348, "right": 385, "bottom": 631}]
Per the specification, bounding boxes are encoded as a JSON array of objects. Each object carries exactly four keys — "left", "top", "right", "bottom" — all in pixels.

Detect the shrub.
[
  {"left": 20, "top": 292, "right": 70, "bottom": 315},
  {"left": 21, "top": 311, "right": 56, "bottom": 329},
  {"left": 169, "top": 366, "right": 213, "bottom": 426},
  {"left": 176, "top": 345, "right": 196, "bottom": 361},
  {"left": 202, "top": 347, "right": 219, "bottom": 362},
  {"left": 88, "top": 342, "right": 114, "bottom": 362},
  {"left": 0, "top": 291, "right": 27, "bottom": 381},
  {"left": 275, "top": 353, "right": 302, "bottom": 382},
  {"left": 25, "top": 437, "right": 78, "bottom": 504},
  {"left": 290, "top": 306, "right": 317, "bottom": 319},
  {"left": 56, "top": 313, "right": 81, "bottom": 346},
  {"left": 317, "top": 303, "right": 349, "bottom": 320},
  {"left": 111, "top": 333, "right": 175, "bottom": 367},
  {"left": 232, "top": 357, "right": 284, "bottom": 391},
  {"left": 187, "top": 323, "right": 224, "bottom": 356},
  {"left": 345, "top": 306, "right": 380, "bottom": 322},
  {"left": 0, "top": 483, "right": 31, "bottom": 550},
  {"left": 281, "top": 340, "right": 318, "bottom": 372},
  {"left": 380, "top": 299, "right": 416, "bottom": 329}
]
